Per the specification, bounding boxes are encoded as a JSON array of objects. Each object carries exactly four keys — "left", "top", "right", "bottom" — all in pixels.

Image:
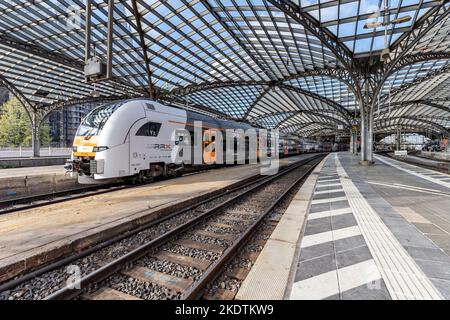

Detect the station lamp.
[
  {"left": 90, "top": 83, "right": 100, "bottom": 98},
  {"left": 363, "top": 21, "right": 382, "bottom": 29},
  {"left": 363, "top": 0, "right": 413, "bottom": 64},
  {"left": 391, "top": 15, "right": 412, "bottom": 24},
  {"left": 90, "top": 90, "right": 100, "bottom": 98},
  {"left": 363, "top": 15, "right": 411, "bottom": 29},
  {"left": 363, "top": 6, "right": 412, "bottom": 62}
]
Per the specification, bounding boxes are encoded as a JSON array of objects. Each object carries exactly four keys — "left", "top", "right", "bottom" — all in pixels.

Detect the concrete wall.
[
  {"left": 0, "top": 156, "right": 68, "bottom": 168},
  {"left": 419, "top": 151, "right": 450, "bottom": 162},
  {"left": 0, "top": 173, "right": 79, "bottom": 200}
]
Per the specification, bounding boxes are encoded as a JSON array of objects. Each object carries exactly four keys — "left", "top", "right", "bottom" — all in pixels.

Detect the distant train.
[{"left": 65, "top": 99, "right": 325, "bottom": 184}]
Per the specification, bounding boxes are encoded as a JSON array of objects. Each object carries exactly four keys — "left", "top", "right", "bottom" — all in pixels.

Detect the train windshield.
[{"left": 76, "top": 102, "right": 124, "bottom": 137}]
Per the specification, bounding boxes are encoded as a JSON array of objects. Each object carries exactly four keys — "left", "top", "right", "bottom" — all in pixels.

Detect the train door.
[
  {"left": 203, "top": 128, "right": 217, "bottom": 164},
  {"left": 257, "top": 131, "right": 267, "bottom": 160}
]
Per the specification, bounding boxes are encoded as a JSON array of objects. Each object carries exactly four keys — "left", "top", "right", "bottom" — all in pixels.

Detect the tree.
[{"left": 0, "top": 97, "right": 52, "bottom": 147}]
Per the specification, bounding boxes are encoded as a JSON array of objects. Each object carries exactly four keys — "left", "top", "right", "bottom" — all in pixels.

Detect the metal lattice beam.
[
  {"left": 241, "top": 84, "right": 351, "bottom": 123},
  {"left": 243, "top": 86, "right": 271, "bottom": 120},
  {"left": 167, "top": 80, "right": 266, "bottom": 96},
  {"left": 375, "top": 115, "right": 448, "bottom": 133},
  {"left": 160, "top": 95, "right": 234, "bottom": 120},
  {"left": 200, "top": 0, "right": 273, "bottom": 81},
  {"left": 392, "top": 52, "right": 450, "bottom": 73},
  {"left": 275, "top": 110, "right": 349, "bottom": 129},
  {"left": 377, "top": 99, "right": 450, "bottom": 115},
  {"left": 280, "top": 84, "right": 351, "bottom": 121},
  {"left": 386, "top": 1, "right": 450, "bottom": 73},
  {"left": 282, "top": 121, "right": 340, "bottom": 133},
  {"left": 0, "top": 0, "right": 448, "bottom": 140},
  {"left": 253, "top": 109, "right": 348, "bottom": 123},
  {"left": 266, "top": 0, "right": 353, "bottom": 69},
  {"left": 375, "top": 125, "right": 444, "bottom": 135},
  {"left": 381, "top": 63, "right": 450, "bottom": 101},
  {"left": 130, "top": 0, "right": 155, "bottom": 98},
  {"left": 304, "top": 127, "right": 337, "bottom": 137},
  {"left": 0, "top": 29, "right": 144, "bottom": 99},
  {"left": 0, "top": 33, "right": 83, "bottom": 71},
  {"left": 0, "top": 73, "right": 35, "bottom": 111},
  {"left": 166, "top": 67, "right": 355, "bottom": 97},
  {"left": 41, "top": 94, "right": 133, "bottom": 114}
]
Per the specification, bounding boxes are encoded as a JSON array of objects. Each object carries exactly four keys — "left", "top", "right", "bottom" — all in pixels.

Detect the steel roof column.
[
  {"left": 350, "top": 128, "right": 357, "bottom": 155},
  {"left": 397, "top": 128, "right": 402, "bottom": 151},
  {"left": 358, "top": 76, "right": 375, "bottom": 165},
  {"left": 31, "top": 111, "right": 41, "bottom": 158}
]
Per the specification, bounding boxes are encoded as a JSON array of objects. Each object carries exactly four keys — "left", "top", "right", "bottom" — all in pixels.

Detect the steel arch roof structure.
[{"left": 0, "top": 0, "right": 449, "bottom": 137}]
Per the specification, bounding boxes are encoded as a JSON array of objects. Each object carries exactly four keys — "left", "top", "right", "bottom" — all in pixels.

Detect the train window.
[
  {"left": 76, "top": 102, "right": 124, "bottom": 136},
  {"left": 136, "top": 122, "right": 162, "bottom": 137}
]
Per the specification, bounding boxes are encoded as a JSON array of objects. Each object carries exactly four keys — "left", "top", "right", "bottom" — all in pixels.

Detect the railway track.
[
  {"left": 379, "top": 152, "right": 450, "bottom": 174},
  {"left": 0, "top": 168, "right": 213, "bottom": 215},
  {"left": 0, "top": 183, "right": 127, "bottom": 215},
  {"left": 0, "top": 155, "right": 324, "bottom": 300}
]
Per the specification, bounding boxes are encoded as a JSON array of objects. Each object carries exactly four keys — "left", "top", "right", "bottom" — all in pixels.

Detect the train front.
[{"left": 64, "top": 103, "right": 122, "bottom": 184}]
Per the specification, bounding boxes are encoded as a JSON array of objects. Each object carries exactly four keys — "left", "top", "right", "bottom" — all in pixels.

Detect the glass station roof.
[
  {"left": 0, "top": 0, "right": 449, "bottom": 136},
  {"left": 299, "top": 0, "right": 438, "bottom": 54}
]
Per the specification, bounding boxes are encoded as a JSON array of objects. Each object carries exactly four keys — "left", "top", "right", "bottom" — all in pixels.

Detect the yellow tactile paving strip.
[{"left": 335, "top": 154, "right": 443, "bottom": 300}]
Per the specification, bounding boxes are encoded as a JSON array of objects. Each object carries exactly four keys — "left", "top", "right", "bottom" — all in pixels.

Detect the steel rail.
[
  {"left": 43, "top": 155, "right": 323, "bottom": 300},
  {"left": 0, "top": 155, "right": 319, "bottom": 293},
  {"left": 0, "top": 166, "right": 216, "bottom": 215},
  {"left": 0, "top": 183, "right": 127, "bottom": 215},
  {"left": 181, "top": 156, "right": 321, "bottom": 299}
]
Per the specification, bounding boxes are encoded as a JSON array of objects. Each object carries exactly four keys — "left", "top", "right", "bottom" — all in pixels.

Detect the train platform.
[
  {"left": 0, "top": 165, "right": 78, "bottom": 201},
  {"left": 388, "top": 153, "right": 450, "bottom": 173},
  {"left": 0, "top": 165, "right": 64, "bottom": 178},
  {"left": 237, "top": 152, "right": 450, "bottom": 300},
  {"left": 0, "top": 154, "right": 316, "bottom": 283},
  {"left": 0, "top": 156, "right": 68, "bottom": 168},
  {"left": 419, "top": 151, "right": 450, "bottom": 162}
]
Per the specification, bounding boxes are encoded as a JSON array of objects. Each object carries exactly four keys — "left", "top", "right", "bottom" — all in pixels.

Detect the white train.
[{"left": 65, "top": 99, "right": 322, "bottom": 184}]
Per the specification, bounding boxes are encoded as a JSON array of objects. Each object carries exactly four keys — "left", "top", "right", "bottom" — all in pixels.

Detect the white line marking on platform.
[
  {"left": 338, "top": 259, "right": 381, "bottom": 293},
  {"left": 318, "top": 175, "right": 338, "bottom": 180},
  {"left": 314, "top": 188, "right": 344, "bottom": 195},
  {"left": 290, "top": 269, "right": 339, "bottom": 300},
  {"left": 311, "top": 196, "right": 347, "bottom": 205},
  {"left": 375, "top": 156, "right": 450, "bottom": 190},
  {"left": 335, "top": 154, "right": 443, "bottom": 300},
  {"left": 316, "top": 179, "right": 340, "bottom": 184},
  {"left": 301, "top": 226, "right": 361, "bottom": 248},
  {"left": 367, "top": 181, "right": 450, "bottom": 197},
  {"left": 308, "top": 207, "right": 353, "bottom": 220},
  {"left": 315, "top": 182, "right": 341, "bottom": 188},
  {"left": 290, "top": 259, "right": 381, "bottom": 300}
]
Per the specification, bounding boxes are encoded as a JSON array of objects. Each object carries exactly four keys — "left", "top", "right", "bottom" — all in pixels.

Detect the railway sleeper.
[
  {"left": 82, "top": 287, "right": 142, "bottom": 300},
  {"left": 175, "top": 239, "right": 225, "bottom": 254},
  {"left": 203, "top": 288, "right": 236, "bottom": 300},
  {"left": 122, "top": 266, "right": 193, "bottom": 293},
  {"left": 151, "top": 251, "right": 212, "bottom": 271}
]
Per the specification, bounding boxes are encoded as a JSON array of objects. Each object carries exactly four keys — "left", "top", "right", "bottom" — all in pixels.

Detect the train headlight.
[
  {"left": 92, "top": 146, "right": 109, "bottom": 152},
  {"left": 72, "top": 146, "right": 77, "bottom": 152}
]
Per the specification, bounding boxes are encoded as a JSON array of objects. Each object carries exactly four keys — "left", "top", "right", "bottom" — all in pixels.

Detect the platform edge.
[{"left": 235, "top": 155, "right": 329, "bottom": 300}]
